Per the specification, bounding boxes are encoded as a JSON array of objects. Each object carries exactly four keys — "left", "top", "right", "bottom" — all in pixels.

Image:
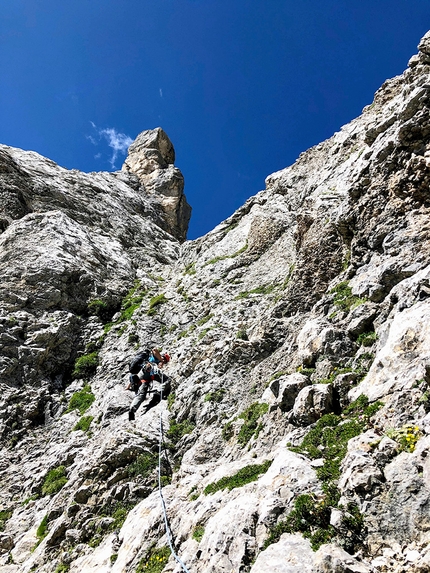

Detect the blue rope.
[{"left": 157, "top": 369, "right": 191, "bottom": 573}]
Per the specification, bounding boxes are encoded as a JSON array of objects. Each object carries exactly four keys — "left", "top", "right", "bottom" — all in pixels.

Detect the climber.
[
  {"left": 127, "top": 347, "right": 170, "bottom": 393},
  {"left": 128, "top": 363, "right": 171, "bottom": 421}
]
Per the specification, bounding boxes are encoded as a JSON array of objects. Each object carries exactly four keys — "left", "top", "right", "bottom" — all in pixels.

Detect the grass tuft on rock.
[
  {"left": 330, "top": 281, "right": 367, "bottom": 312},
  {"left": 237, "top": 402, "right": 269, "bottom": 446},
  {"left": 147, "top": 293, "right": 168, "bottom": 316},
  {"left": 204, "top": 460, "right": 272, "bottom": 495},
  {"left": 72, "top": 352, "right": 99, "bottom": 379},
  {"left": 127, "top": 452, "right": 158, "bottom": 479},
  {"left": 72, "top": 415, "right": 94, "bottom": 433},
  {"left": 65, "top": 384, "right": 95, "bottom": 415},
  {"left": 192, "top": 525, "right": 205, "bottom": 542},
  {"left": 136, "top": 545, "right": 170, "bottom": 573},
  {"left": 41, "top": 465, "right": 68, "bottom": 496},
  {"left": 0, "top": 509, "right": 12, "bottom": 531}
]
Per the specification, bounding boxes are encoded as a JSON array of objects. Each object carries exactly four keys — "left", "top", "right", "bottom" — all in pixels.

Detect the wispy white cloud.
[
  {"left": 159, "top": 88, "right": 163, "bottom": 98},
  {"left": 87, "top": 122, "right": 133, "bottom": 169}
]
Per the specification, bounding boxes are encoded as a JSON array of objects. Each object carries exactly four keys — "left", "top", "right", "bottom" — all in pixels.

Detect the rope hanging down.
[{"left": 157, "top": 369, "right": 191, "bottom": 573}]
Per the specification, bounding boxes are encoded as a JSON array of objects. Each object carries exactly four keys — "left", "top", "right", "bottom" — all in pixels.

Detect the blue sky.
[{"left": 1, "top": 1, "right": 429, "bottom": 239}]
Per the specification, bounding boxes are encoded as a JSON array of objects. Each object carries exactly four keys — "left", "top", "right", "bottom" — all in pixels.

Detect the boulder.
[
  {"left": 261, "top": 373, "right": 309, "bottom": 412},
  {"left": 293, "top": 384, "right": 334, "bottom": 425}
]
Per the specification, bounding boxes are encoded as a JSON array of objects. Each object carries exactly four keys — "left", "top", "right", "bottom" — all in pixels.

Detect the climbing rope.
[{"left": 156, "top": 368, "right": 191, "bottom": 573}]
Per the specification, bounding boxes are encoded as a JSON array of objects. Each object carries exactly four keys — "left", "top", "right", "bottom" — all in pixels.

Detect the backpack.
[{"left": 129, "top": 350, "right": 149, "bottom": 374}]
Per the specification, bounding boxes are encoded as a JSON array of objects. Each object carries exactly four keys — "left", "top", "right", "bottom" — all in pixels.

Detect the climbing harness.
[{"left": 156, "top": 368, "right": 191, "bottom": 573}]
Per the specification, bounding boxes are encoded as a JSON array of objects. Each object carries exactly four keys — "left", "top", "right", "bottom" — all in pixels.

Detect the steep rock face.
[{"left": 1, "top": 32, "right": 430, "bottom": 573}]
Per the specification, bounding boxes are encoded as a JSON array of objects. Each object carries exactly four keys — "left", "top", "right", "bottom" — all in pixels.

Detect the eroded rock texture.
[{"left": 1, "top": 33, "right": 430, "bottom": 573}]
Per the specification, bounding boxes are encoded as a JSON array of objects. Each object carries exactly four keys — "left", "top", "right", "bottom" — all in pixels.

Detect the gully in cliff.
[{"left": 126, "top": 348, "right": 171, "bottom": 420}]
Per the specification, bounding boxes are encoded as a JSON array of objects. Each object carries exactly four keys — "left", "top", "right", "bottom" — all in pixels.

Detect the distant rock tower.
[{"left": 123, "top": 128, "right": 191, "bottom": 241}]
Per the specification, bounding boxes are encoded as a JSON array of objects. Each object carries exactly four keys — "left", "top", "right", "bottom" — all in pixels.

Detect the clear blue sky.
[{"left": 1, "top": 1, "right": 429, "bottom": 239}]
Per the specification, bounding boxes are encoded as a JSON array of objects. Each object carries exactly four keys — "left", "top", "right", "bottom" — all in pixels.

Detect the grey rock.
[
  {"left": 293, "top": 383, "right": 334, "bottom": 425},
  {"left": 314, "top": 543, "right": 371, "bottom": 572},
  {"left": 262, "top": 373, "right": 309, "bottom": 412},
  {"left": 250, "top": 533, "right": 314, "bottom": 573}
]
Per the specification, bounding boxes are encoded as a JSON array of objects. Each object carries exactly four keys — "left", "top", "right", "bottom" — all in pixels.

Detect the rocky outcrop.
[
  {"left": 1, "top": 31, "right": 430, "bottom": 573},
  {"left": 123, "top": 128, "right": 191, "bottom": 241}
]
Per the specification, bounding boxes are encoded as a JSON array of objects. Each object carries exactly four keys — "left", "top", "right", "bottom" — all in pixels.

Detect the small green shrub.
[
  {"left": 42, "top": 466, "right": 68, "bottom": 496},
  {"left": 192, "top": 525, "right": 205, "bottom": 542},
  {"left": 197, "top": 313, "right": 213, "bottom": 326},
  {"left": 65, "top": 384, "right": 95, "bottom": 415},
  {"left": 98, "top": 501, "right": 136, "bottom": 532},
  {"left": 167, "top": 392, "right": 176, "bottom": 411},
  {"left": 386, "top": 423, "right": 421, "bottom": 453},
  {"left": 167, "top": 419, "right": 195, "bottom": 444},
  {"left": 73, "top": 415, "right": 94, "bottom": 433},
  {"left": 236, "top": 284, "right": 275, "bottom": 299},
  {"left": 87, "top": 299, "right": 117, "bottom": 323},
  {"left": 236, "top": 328, "right": 248, "bottom": 340},
  {"left": 110, "top": 554, "right": 118, "bottom": 564},
  {"left": 204, "top": 460, "right": 272, "bottom": 495},
  {"left": 222, "top": 421, "right": 234, "bottom": 441},
  {"left": 0, "top": 509, "right": 12, "bottom": 531},
  {"left": 204, "top": 389, "right": 226, "bottom": 403},
  {"left": 356, "top": 331, "right": 378, "bottom": 347},
  {"left": 136, "top": 545, "right": 170, "bottom": 573},
  {"left": 36, "top": 514, "right": 49, "bottom": 541},
  {"left": 205, "top": 243, "right": 248, "bottom": 266},
  {"left": 147, "top": 294, "right": 168, "bottom": 316},
  {"left": 119, "top": 280, "right": 146, "bottom": 321},
  {"left": 237, "top": 403, "right": 269, "bottom": 446},
  {"left": 127, "top": 452, "right": 158, "bottom": 479},
  {"left": 72, "top": 352, "right": 99, "bottom": 379},
  {"left": 55, "top": 563, "right": 70, "bottom": 573},
  {"left": 184, "top": 262, "right": 196, "bottom": 275},
  {"left": 330, "top": 282, "right": 366, "bottom": 312}
]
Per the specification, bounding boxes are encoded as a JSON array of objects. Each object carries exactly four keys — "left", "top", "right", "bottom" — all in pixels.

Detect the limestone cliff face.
[{"left": 1, "top": 33, "right": 430, "bottom": 573}]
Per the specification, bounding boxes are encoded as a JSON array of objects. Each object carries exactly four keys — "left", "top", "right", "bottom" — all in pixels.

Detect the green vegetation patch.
[
  {"left": 236, "top": 328, "right": 248, "bottom": 340},
  {"left": 184, "top": 262, "right": 196, "bottom": 275},
  {"left": 204, "top": 388, "right": 226, "bottom": 403},
  {"left": 73, "top": 415, "right": 94, "bottom": 433},
  {"left": 42, "top": 465, "right": 68, "bottom": 496},
  {"left": 236, "top": 284, "right": 275, "bottom": 299},
  {"left": 119, "top": 280, "right": 146, "bottom": 321},
  {"left": 275, "top": 394, "right": 383, "bottom": 551},
  {"left": 386, "top": 423, "right": 421, "bottom": 453},
  {"left": 166, "top": 419, "right": 195, "bottom": 445},
  {"left": 65, "top": 384, "right": 95, "bottom": 415},
  {"left": 221, "top": 402, "right": 269, "bottom": 445},
  {"left": 55, "top": 563, "right": 70, "bottom": 573},
  {"left": 330, "top": 281, "right": 367, "bottom": 312},
  {"left": 192, "top": 525, "right": 205, "bottom": 542},
  {"left": 87, "top": 298, "right": 117, "bottom": 323},
  {"left": 0, "top": 509, "right": 12, "bottom": 531},
  {"left": 197, "top": 313, "right": 214, "bottom": 326},
  {"left": 204, "top": 243, "right": 248, "bottom": 266},
  {"left": 147, "top": 293, "right": 168, "bottom": 316},
  {"left": 237, "top": 402, "right": 269, "bottom": 446},
  {"left": 356, "top": 331, "right": 378, "bottom": 347},
  {"left": 72, "top": 352, "right": 99, "bottom": 379},
  {"left": 36, "top": 515, "right": 48, "bottom": 545},
  {"left": 136, "top": 545, "right": 170, "bottom": 573},
  {"left": 127, "top": 452, "right": 158, "bottom": 479},
  {"left": 264, "top": 491, "right": 363, "bottom": 552},
  {"left": 204, "top": 460, "right": 272, "bottom": 495}
]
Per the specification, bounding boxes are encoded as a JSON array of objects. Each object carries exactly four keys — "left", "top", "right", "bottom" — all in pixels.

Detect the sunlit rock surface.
[{"left": 1, "top": 32, "right": 430, "bottom": 573}]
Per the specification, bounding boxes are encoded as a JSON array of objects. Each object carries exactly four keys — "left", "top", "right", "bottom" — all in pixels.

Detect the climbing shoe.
[{"left": 128, "top": 410, "right": 135, "bottom": 421}]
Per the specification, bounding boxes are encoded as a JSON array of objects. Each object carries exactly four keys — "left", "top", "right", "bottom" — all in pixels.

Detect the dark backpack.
[{"left": 129, "top": 350, "right": 149, "bottom": 374}]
